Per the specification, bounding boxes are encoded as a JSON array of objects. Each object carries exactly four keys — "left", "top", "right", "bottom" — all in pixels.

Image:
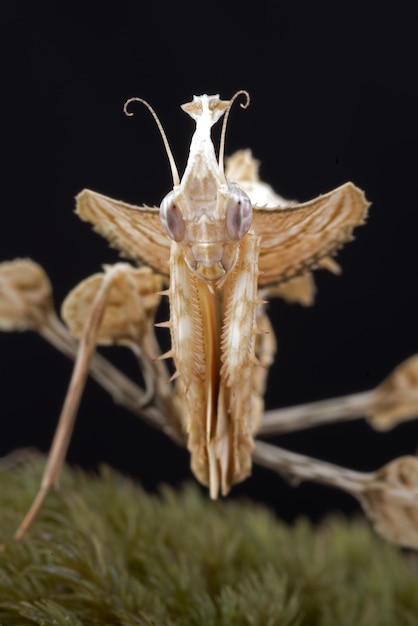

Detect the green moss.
[{"left": 0, "top": 455, "right": 417, "bottom": 625}]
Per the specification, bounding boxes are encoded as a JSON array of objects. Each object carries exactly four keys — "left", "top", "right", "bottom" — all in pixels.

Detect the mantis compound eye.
[
  {"left": 160, "top": 190, "right": 186, "bottom": 242},
  {"left": 225, "top": 185, "right": 253, "bottom": 241}
]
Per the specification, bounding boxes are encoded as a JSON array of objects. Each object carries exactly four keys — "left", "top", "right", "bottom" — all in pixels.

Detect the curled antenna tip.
[
  {"left": 218, "top": 90, "right": 251, "bottom": 183},
  {"left": 236, "top": 90, "right": 250, "bottom": 109},
  {"left": 123, "top": 97, "right": 144, "bottom": 117}
]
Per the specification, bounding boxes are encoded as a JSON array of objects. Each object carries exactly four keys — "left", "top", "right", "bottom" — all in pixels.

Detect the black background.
[{"left": 1, "top": 2, "right": 418, "bottom": 523}]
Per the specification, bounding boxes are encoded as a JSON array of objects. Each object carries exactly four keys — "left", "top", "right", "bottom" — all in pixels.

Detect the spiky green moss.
[{"left": 0, "top": 454, "right": 417, "bottom": 625}]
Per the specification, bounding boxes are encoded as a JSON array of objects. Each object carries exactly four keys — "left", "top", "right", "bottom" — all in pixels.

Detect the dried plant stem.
[
  {"left": 253, "top": 440, "right": 370, "bottom": 495},
  {"left": 126, "top": 341, "right": 156, "bottom": 406},
  {"left": 259, "top": 390, "right": 375, "bottom": 435},
  {"left": 260, "top": 386, "right": 418, "bottom": 436},
  {"left": 38, "top": 312, "right": 179, "bottom": 439},
  {"left": 15, "top": 267, "right": 133, "bottom": 539}
]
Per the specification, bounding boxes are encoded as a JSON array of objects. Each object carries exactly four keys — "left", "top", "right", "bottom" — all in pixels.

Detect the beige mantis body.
[
  {"left": 7, "top": 91, "right": 418, "bottom": 548},
  {"left": 75, "top": 92, "right": 368, "bottom": 498}
]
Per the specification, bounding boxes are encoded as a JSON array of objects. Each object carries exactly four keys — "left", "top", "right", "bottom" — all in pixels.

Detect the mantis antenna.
[
  {"left": 124, "top": 97, "right": 180, "bottom": 187},
  {"left": 218, "top": 90, "right": 250, "bottom": 184}
]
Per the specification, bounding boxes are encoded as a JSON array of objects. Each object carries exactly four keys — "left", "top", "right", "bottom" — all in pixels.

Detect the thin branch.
[
  {"left": 253, "top": 439, "right": 370, "bottom": 495},
  {"left": 258, "top": 390, "right": 375, "bottom": 435},
  {"left": 15, "top": 267, "right": 119, "bottom": 539},
  {"left": 38, "top": 310, "right": 182, "bottom": 442},
  {"left": 259, "top": 382, "right": 418, "bottom": 437}
]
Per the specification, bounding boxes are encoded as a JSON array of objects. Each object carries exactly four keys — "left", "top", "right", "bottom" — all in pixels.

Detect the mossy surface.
[{"left": 0, "top": 455, "right": 417, "bottom": 625}]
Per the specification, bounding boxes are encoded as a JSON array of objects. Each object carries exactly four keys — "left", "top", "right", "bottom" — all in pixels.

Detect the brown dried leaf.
[
  {"left": 0, "top": 259, "right": 53, "bottom": 331},
  {"left": 225, "top": 149, "right": 291, "bottom": 208},
  {"left": 317, "top": 256, "right": 341, "bottom": 275},
  {"left": 359, "top": 456, "right": 418, "bottom": 549},
  {"left": 62, "top": 264, "right": 162, "bottom": 344},
  {"left": 368, "top": 355, "right": 418, "bottom": 430},
  {"left": 261, "top": 273, "right": 316, "bottom": 306}
]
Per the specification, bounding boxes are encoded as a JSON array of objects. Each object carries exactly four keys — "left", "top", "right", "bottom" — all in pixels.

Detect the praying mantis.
[{"left": 2, "top": 90, "right": 418, "bottom": 547}]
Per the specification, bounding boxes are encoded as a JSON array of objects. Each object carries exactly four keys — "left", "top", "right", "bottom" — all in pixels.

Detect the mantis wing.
[
  {"left": 252, "top": 182, "right": 369, "bottom": 287},
  {"left": 76, "top": 189, "right": 171, "bottom": 278}
]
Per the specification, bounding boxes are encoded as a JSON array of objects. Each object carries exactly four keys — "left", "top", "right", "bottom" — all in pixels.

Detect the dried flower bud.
[
  {"left": 360, "top": 456, "right": 418, "bottom": 549},
  {"left": 61, "top": 263, "right": 162, "bottom": 345},
  {"left": 368, "top": 355, "right": 418, "bottom": 430},
  {"left": 225, "top": 149, "right": 289, "bottom": 208},
  {"left": 0, "top": 259, "right": 54, "bottom": 332}
]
